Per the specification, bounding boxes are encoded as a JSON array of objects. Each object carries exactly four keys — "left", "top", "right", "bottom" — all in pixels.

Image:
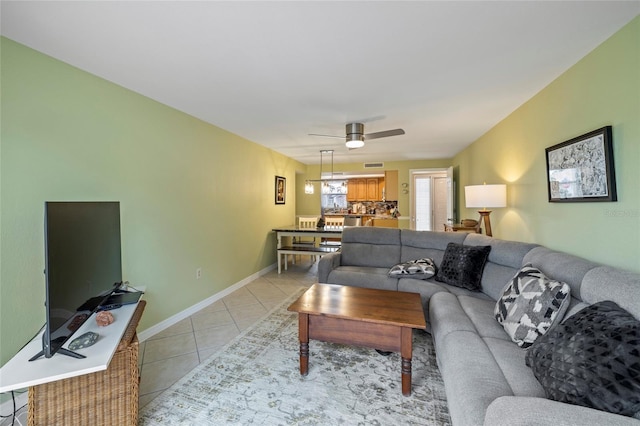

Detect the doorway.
[{"left": 410, "top": 168, "right": 454, "bottom": 231}]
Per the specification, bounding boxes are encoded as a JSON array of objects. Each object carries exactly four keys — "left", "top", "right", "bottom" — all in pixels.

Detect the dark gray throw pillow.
[
  {"left": 435, "top": 242, "right": 491, "bottom": 291},
  {"left": 525, "top": 301, "right": 640, "bottom": 417}
]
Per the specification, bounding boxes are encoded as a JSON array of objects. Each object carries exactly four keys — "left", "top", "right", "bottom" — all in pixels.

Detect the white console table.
[{"left": 0, "top": 299, "right": 143, "bottom": 392}]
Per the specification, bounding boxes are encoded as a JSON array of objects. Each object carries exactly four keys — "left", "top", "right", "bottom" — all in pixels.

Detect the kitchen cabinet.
[
  {"left": 385, "top": 170, "right": 398, "bottom": 200},
  {"left": 346, "top": 176, "right": 392, "bottom": 201},
  {"left": 372, "top": 218, "right": 398, "bottom": 228},
  {"left": 347, "top": 178, "right": 367, "bottom": 201},
  {"left": 356, "top": 179, "right": 367, "bottom": 201},
  {"left": 366, "top": 179, "right": 378, "bottom": 201},
  {"left": 347, "top": 180, "right": 358, "bottom": 201}
]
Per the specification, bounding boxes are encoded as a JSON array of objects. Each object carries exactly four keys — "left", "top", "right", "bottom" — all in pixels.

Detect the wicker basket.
[{"left": 28, "top": 301, "right": 145, "bottom": 426}]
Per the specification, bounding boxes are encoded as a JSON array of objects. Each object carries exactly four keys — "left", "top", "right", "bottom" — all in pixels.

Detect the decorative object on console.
[
  {"left": 388, "top": 258, "right": 437, "bottom": 279},
  {"left": 96, "top": 310, "right": 115, "bottom": 327},
  {"left": 525, "top": 301, "right": 640, "bottom": 418},
  {"left": 545, "top": 126, "right": 617, "bottom": 203},
  {"left": 494, "top": 264, "right": 571, "bottom": 348},
  {"left": 464, "top": 183, "right": 507, "bottom": 237},
  {"left": 275, "top": 176, "right": 286, "bottom": 204},
  {"left": 461, "top": 219, "right": 478, "bottom": 227},
  {"left": 67, "top": 313, "right": 89, "bottom": 331},
  {"left": 435, "top": 242, "right": 491, "bottom": 291},
  {"left": 68, "top": 331, "right": 99, "bottom": 350}
]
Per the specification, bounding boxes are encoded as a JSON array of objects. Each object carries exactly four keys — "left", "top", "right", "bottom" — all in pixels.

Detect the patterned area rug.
[{"left": 139, "top": 289, "right": 451, "bottom": 425}]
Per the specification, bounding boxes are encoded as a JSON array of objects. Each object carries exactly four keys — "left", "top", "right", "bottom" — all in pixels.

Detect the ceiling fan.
[{"left": 310, "top": 122, "right": 405, "bottom": 149}]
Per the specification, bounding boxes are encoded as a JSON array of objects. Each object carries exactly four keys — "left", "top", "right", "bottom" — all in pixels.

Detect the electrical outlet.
[{"left": 196, "top": 268, "right": 202, "bottom": 279}]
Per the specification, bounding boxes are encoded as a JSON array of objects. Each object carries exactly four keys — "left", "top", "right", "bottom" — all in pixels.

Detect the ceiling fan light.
[
  {"left": 346, "top": 139, "right": 365, "bottom": 149},
  {"left": 345, "top": 133, "right": 365, "bottom": 149}
]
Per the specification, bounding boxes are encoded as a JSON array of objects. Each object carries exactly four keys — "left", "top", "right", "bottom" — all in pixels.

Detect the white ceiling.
[{"left": 2, "top": 1, "right": 638, "bottom": 165}]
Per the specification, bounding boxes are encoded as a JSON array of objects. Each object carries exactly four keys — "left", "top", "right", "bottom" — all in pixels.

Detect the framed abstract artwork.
[
  {"left": 545, "top": 126, "right": 617, "bottom": 202},
  {"left": 275, "top": 176, "right": 286, "bottom": 204}
]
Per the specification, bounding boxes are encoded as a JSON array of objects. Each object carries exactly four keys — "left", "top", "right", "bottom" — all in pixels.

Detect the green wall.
[
  {"left": 453, "top": 16, "right": 640, "bottom": 273},
  {"left": 0, "top": 37, "right": 303, "bottom": 365},
  {"left": 2, "top": 15, "right": 639, "bottom": 369},
  {"left": 296, "top": 159, "right": 452, "bottom": 229}
]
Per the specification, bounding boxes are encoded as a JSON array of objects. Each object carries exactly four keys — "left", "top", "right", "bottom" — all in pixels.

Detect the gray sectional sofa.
[{"left": 318, "top": 227, "right": 640, "bottom": 426}]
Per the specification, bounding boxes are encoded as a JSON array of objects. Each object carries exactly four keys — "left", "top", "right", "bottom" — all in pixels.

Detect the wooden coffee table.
[{"left": 287, "top": 283, "right": 427, "bottom": 396}]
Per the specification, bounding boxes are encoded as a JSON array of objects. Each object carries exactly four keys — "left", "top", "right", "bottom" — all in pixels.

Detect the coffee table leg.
[
  {"left": 401, "top": 327, "right": 413, "bottom": 396},
  {"left": 299, "top": 313, "right": 309, "bottom": 376}
]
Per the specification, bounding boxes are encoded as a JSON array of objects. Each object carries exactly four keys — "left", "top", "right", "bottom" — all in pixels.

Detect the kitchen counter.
[
  {"left": 323, "top": 213, "right": 396, "bottom": 219},
  {"left": 323, "top": 213, "right": 398, "bottom": 228}
]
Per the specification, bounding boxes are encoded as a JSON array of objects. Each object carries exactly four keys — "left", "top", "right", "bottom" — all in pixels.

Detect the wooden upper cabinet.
[
  {"left": 385, "top": 170, "right": 399, "bottom": 200},
  {"left": 346, "top": 176, "right": 393, "bottom": 201},
  {"left": 356, "top": 179, "right": 367, "bottom": 201},
  {"left": 347, "top": 180, "right": 358, "bottom": 201},
  {"left": 366, "top": 178, "right": 378, "bottom": 200}
]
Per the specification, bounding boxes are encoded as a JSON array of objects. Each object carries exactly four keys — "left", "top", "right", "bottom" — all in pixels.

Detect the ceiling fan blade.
[
  {"left": 364, "top": 128, "right": 405, "bottom": 140},
  {"left": 308, "top": 133, "right": 344, "bottom": 139}
]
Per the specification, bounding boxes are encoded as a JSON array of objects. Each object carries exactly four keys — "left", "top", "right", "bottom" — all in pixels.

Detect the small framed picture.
[
  {"left": 545, "top": 126, "right": 617, "bottom": 202},
  {"left": 275, "top": 176, "right": 286, "bottom": 205}
]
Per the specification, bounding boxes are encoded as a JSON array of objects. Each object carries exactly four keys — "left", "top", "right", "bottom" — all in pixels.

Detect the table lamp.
[{"left": 464, "top": 184, "right": 507, "bottom": 237}]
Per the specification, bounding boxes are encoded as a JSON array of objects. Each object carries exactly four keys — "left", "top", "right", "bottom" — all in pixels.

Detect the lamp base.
[{"left": 477, "top": 210, "right": 493, "bottom": 237}]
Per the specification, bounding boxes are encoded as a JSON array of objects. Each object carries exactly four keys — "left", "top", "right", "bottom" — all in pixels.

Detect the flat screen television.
[{"left": 29, "top": 201, "right": 123, "bottom": 361}]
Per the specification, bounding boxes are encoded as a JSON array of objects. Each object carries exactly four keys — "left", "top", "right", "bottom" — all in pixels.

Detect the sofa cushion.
[
  {"left": 340, "top": 227, "right": 401, "bottom": 268},
  {"left": 463, "top": 233, "right": 539, "bottom": 270},
  {"left": 434, "top": 330, "right": 515, "bottom": 426},
  {"left": 388, "top": 258, "right": 437, "bottom": 279},
  {"left": 525, "top": 301, "right": 640, "bottom": 417},
  {"left": 495, "top": 264, "right": 571, "bottom": 348},
  {"left": 400, "top": 230, "right": 467, "bottom": 265},
  {"left": 435, "top": 242, "right": 491, "bottom": 291},
  {"left": 581, "top": 266, "right": 640, "bottom": 320},
  {"left": 523, "top": 246, "right": 599, "bottom": 300},
  {"left": 326, "top": 266, "right": 399, "bottom": 291},
  {"left": 462, "top": 234, "right": 539, "bottom": 299}
]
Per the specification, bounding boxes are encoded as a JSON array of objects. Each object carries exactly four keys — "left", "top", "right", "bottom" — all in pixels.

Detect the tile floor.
[
  {"left": 0, "top": 259, "right": 319, "bottom": 426},
  {"left": 138, "top": 261, "right": 317, "bottom": 407}
]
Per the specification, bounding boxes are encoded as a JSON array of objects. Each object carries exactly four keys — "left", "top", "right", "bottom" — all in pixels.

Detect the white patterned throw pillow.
[
  {"left": 388, "top": 258, "right": 437, "bottom": 280},
  {"left": 495, "top": 264, "right": 571, "bottom": 348}
]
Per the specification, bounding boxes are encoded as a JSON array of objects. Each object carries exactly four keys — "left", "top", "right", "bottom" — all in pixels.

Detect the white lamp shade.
[{"left": 465, "top": 184, "right": 507, "bottom": 209}]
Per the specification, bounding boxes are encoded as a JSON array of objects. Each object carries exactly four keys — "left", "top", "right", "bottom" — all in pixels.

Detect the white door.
[
  {"left": 413, "top": 175, "right": 432, "bottom": 230},
  {"left": 410, "top": 167, "right": 455, "bottom": 231}
]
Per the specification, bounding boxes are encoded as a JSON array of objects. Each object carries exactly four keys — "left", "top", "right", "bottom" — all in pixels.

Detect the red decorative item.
[{"left": 96, "top": 311, "right": 115, "bottom": 327}]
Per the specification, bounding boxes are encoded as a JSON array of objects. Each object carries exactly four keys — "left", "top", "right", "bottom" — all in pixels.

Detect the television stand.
[
  {"left": 28, "top": 301, "right": 146, "bottom": 425},
  {"left": 29, "top": 347, "right": 85, "bottom": 362},
  {"left": 28, "top": 335, "right": 86, "bottom": 361},
  {"left": 0, "top": 300, "right": 144, "bottom": 393}
]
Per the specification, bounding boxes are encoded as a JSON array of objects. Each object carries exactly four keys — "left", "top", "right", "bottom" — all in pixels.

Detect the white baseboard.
[
  {"left": 0, "top": 265, "right": 277, "bottom": 420},
  {"left": 137, "top": 263, "right": 276, "bottom": 342}
]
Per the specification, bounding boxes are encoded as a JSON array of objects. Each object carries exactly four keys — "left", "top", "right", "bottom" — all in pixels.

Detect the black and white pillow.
[
  {"left": 388, "top": 258, "right": 437, "bottom": 280},
  {"left": 495, "top": 264, "right": 570, "bottom": 348}
]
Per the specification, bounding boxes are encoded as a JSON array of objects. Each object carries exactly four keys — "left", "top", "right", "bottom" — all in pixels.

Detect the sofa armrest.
[
  {"left": 318, "top": 252, "right": 342, "bottom": 283},
  {"left": 484, "top": 396, "right": 640, "bottom": 426}
]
